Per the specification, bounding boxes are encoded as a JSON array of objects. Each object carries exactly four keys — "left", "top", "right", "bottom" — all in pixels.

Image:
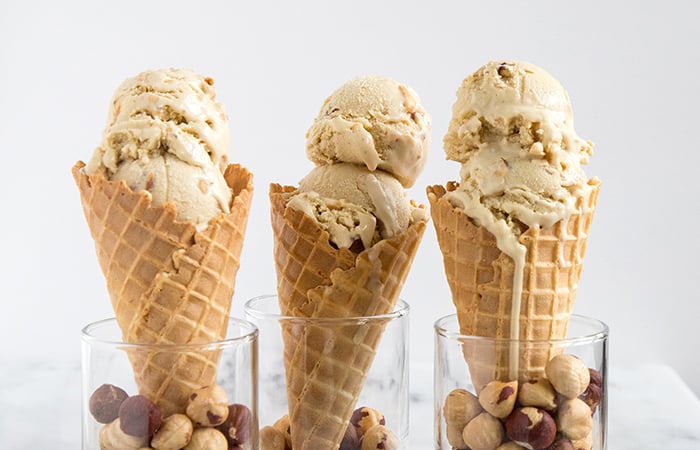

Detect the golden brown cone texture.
[
  {"left": 270, "top": 184, "right": 425, "bottom": 450},
  {"left": 427, "top": 180, "right": 599, "bottom": 389},
  {"left": 73, "top": 161, "right": 253, "bottom": 416}
]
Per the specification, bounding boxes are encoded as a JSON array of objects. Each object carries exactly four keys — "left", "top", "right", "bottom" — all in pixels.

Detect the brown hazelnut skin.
[
  {"left": 360, "top": 424, "right": 399, "bottom": 450},
  {"left": 183, "top": 427, "right": 228, "bottom": 450},
  {"left": 186, "top": 385, "right": 230, "bottom": 427},
  {"left": 216, "top": 403, "right": 252, "bottom": 447},
  {"left": 505, "top": 407, "right": 556, "bottom": 450},
  {"left": 340, "top": 422, "right": 361, "bottom": 450},
  {"left": 462, "top": 412, "right": 504, "bottom": 450},
  {"left": 543, "top": 437, "right": 575, "bottom": 450},
  {"left": 479, "top": 380, "right": 518, "bottom": 419},
  {"left": 579, "top": 382, "right": 602, "bottom": 414},
  {"left": 350, "top": 406, "right": 385, "bottom": 438},
  {"left": 89, "top": 384, "right": 129, "bottom": 424},
  {"left": 557, "top": 398, "right": 593, "bottom": 441},
  {"left": 259, "top": 426, "right": 287, "bottom": 450},
  {"left": 150, "top": 413, "right": 193, "bottom": 450},
  {"left": 545, "top": 355, "right": 590, "bottom": 399},
  {"left": 443, "top": 388, "right": 482, "bottom": 448},
  {"left": 588, "top": 369, "right": 602, "bottom": 388},
  {"left": 118, "top": 395, "right": 163, "bottom": 438}
]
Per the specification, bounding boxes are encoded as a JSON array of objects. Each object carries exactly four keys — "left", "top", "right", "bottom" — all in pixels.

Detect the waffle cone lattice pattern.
[
  {"left": 270, "top": 183, "right": 425, "bottom": 450},
  {"left": 428, "top": 180, "right": 599, "bottom": 388},
  {"left": 73, "top": 161, "right": 253, "bottom": 415}
]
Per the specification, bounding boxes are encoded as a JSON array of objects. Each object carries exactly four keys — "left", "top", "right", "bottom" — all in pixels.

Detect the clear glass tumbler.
[
  {"left": 435, "top": 314, "right": 608, "bottom": 450},
  {"left": 245, "top": 295, "right": 410, "bottom": 449},
  {"left": 81, "top": 317, "right": 258, "bottom": 450}
]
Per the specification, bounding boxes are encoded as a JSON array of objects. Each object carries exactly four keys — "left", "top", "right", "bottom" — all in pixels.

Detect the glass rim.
[
  {"left": 244, "top": 294, "right": 410, "bottom": 324},
  {"left": 81, "top": 317, "right": 259, "bottom": 350},
  {"left": 434, "top": 313, "right": 608, "bottom": 346}
]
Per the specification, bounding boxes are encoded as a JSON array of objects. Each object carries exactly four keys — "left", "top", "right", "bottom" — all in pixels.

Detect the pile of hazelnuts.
[
  {"left": 443, "top": 354, "right": 603, "bottom": 450},
  {"left": 89, "top": 383, "right": 253, "bottom": 450},
  {"left": 259, "top": 406, "right": 399, "bottom": 450}
]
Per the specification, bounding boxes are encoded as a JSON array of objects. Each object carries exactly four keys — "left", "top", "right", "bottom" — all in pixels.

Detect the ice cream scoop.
[
  {"left": 85, "top": 68, "right": 232, "bottom": 227},
  {"left": 288, "top": 163, "right": 425, "bottom": 249},
  {"left": 443, "top": 60, "right": 594, "bottom": 255},
  {"left": 443, "top": 60, "right": 591, "bottom": 165},
  {"left": 305, "top": 75, "right": 431, "bottom": 188}
]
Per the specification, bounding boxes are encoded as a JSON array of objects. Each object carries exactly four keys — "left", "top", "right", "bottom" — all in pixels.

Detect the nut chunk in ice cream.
[
  {"left": 306, "top": 75, "right": 431, "bottom": 188},
  {"left": 85, "top": 68, "right": 233, "bottom": 228}
]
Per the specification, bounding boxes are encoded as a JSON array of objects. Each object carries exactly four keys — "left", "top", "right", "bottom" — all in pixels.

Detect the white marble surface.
[{"left": 2, "top": 361, "right": 699, "bottom": 448}]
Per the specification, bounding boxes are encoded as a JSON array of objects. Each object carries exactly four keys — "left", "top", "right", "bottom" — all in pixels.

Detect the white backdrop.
[{"left": 2, "top": 0, "right": 699, "bottom": 397}]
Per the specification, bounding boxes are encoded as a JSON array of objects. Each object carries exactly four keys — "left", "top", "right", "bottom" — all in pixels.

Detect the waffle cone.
[
  {"left": 427, "top": 180, "right": 599, "bottom": 389},
  {"left": 73, "top": 161, "right": 253, "bottom": 415},
  {"left": 270, "top": 183, "right": 425, "bottom": 450}
]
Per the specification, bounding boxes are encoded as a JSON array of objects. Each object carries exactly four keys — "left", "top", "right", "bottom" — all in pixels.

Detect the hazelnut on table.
[
  {"left": 340, "top": 422, "right": 361, "bottom": 450},
  {"left": 186, "top": 385, "right": 230, "bottom": 427}
]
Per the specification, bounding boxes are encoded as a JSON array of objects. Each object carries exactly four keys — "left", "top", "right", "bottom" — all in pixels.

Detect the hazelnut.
[
  {"left": 272, "top": 414, "right": 292, "bottom": 449},
  {"left": 505, "top": 407, "right": 556, "bottom": 449},
  {"left": 360, "top": 424, "right": 399, "bottom": 450},
  {"left": 570, "top": 432, "right": 593, "bottom": 450},
  {"left": 183, "top": 427, "right": 228, "bottom": 450},
  {"left": 518, "top": 378, "right": 557, "bottom": 412},
  {"left": 216, "top": 403, "right": 252, "bottom": 447},
  {"left": 462, "top": 412, "right": 504, "bottom": 450},
  {"left": 543, "top": 437, "right": 575, "bottom": 450},
  {"left": 99, "top": 418, "right": 149, "bottom": 450},
  {"left": 578, "top": 382, "right": 602, "bottom": 414},
  {"left": 478, "top": 380, "right": 518, "bottom": 418},
  {"left": 340, "top": 422, "right": 361, "bottom": 450},
  {"left": 150, "top": 414, "right": 193, "bottom": 450},
  {"left": 260, "top": 426, "right": 287, "bottom": 450},
  {"left": 186, "top": 385, "right": 230, "bottom": 427},
  {"left": 118, "top": 395, "right": 163, "bottom": 438},
  {"left": 588, "top": 369, "right": 602, "bottom": 388},
  {"left": 443, "top": 388, "right": 482, "bottom": 447},
  {"left": 89, "top": 384, "right": 129, "bottom": 424},
  {"left": 545, "top": 355, "right": 590, "bottom": 399},
  {"left": 350, "top": 406, "right": 385, "bottom": 438},
  {"left": 556, "top": 398, "right": 593, "bottom": 441},
  {"left": 497, "top": 442, "right": 526, "bottom": 449}
]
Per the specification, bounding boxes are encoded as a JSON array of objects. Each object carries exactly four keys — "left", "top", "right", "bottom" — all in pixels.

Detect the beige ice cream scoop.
[
  {"left": 287, "top": 163, "right": 425, "bottom": 249},
  {"left": 443, "top": 60, "right": 591, "bottom": 166},
  {"left": 305, "top": 75, "right": 431, "bottom": 188},
  {"left": 85, "top": 68, "right": 232, "bottom": 227}
]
